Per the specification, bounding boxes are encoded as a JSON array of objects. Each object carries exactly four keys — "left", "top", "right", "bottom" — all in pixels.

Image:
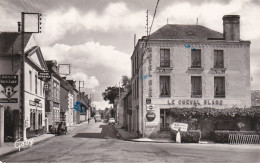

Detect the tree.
[
  {"left": 102, "top": 86, "right": 120, "bottom": 105},
  {"left": 121, "top": 75, "right": 131, "bottom": 91}
]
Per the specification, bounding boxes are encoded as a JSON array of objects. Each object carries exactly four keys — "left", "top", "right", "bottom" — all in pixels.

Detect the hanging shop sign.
[
  {"left": 146, "top": 98, "right": 151, "bottom": 104},
  {"left": 38, "top": 71, "right": 51, "bottom": 80},
  {"left": 0, "top": 75, "right": 18, "bottom": 103},
  {"left": 146, "top": 104, "right": 155, "bottom": 111},
  {"left": 170, "top": 122, "right": 188, "bottom": 132},
  {"left": 146, "top": 111, "right": 156, "bottom": 121}
]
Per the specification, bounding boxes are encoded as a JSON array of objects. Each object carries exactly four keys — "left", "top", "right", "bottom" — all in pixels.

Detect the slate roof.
[
  {"left": 0, "top": 32, "right": 32, "bottom": 55},
  {"left": 149, "top": 24, "right": 223, "bottom": 40}
]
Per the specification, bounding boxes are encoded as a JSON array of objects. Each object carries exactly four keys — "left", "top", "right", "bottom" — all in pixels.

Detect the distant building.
[
  {"left": 45, "top": 60, "right": 61, "bottom": 131},
  {"left": 131, "top": 15, "right": 251, "bottom": 138}
]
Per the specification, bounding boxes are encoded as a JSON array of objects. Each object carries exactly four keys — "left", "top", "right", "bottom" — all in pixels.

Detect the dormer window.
[{"left": 191, "top": 49, "right": 201, "bottom": 68}]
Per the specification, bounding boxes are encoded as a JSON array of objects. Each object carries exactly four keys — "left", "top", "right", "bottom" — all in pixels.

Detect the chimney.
[
  {"left": 223, "top": 15, "right": 240, "bottom": 41},
  {"left": 17, "top": 22, "right": 21, "bottom": 32}
]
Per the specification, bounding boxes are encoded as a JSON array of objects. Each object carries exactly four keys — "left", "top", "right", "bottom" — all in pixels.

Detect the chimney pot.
[{"left": 223, "top": 15, "right": 240, "bottom": 41}]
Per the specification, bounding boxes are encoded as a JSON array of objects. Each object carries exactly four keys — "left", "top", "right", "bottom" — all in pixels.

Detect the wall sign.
[
  {"left": 146, "top": 111, "right": 156, "bottom": 121},
  {"left": 0, "top": 75, "right": 18, "bottom": 103},
  {"left": 147, "top": 47, "right": 153, "bottom": 98},
  {"left": 167, "top": 99, "right": 223, "bottom": 106},
  {"left": 170, "top": 122, "right": 188, "bottom": 132}
]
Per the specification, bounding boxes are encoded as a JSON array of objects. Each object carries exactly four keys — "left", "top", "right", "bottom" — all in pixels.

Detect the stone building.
[{"left": 131, "top": 15, "right": 251, "bottom": 138}]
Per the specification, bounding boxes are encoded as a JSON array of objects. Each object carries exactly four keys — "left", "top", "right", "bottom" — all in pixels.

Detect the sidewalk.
[
  {"left": 0, "top": 133, "right": 55, "bottom": 158},
  {"left": 0, "top": 120, "right": 91, "bottom": 158}
]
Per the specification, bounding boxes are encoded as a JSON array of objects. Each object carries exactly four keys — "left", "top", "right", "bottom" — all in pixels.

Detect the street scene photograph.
[{"left": 0, "top": 0, "right": 260, "bottom": 162}]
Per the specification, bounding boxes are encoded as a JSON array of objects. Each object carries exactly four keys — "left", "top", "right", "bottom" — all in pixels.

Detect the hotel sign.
[{"left": 167, "top": 99, "right": 223, "bottom": 106}]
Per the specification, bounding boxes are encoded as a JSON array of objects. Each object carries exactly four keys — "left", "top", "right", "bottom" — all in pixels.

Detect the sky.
[{"left": 0, "top": 0, "right": 260, "bottom": 109}]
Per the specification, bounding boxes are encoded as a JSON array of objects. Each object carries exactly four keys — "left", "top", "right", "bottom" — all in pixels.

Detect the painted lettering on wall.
[
  {"left": 167, "top": 99, "right": 223, "bottom": 106},
  {"left": 147, "top": 47, "right": 153, "bottom": 97},
  {"left": 14, "top": 138, "right": 34, "bottom": 151}
]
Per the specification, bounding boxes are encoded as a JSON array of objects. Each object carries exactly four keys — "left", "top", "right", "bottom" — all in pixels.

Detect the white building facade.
[{"left": 131, "top": 15, "right": 251, "bottom": 138}]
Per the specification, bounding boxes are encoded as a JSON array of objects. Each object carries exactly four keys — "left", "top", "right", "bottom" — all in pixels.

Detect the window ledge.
[
  {"left": 211, "top": 68, "right": 227, "bottom": 71},
  {"left": 191, "top": 95, "right": 202, "bottom": 98},
  {"left": 214, "top": 96, "right": 225, "bottom": 98},
  {"left": 157, "top": 66, "right": 173, "bottom": 70},
  {"left": 160, "top": 95, "right": 171, "bottom": 98},
  {"left": 188, "top": 67, "right": 204, "bottom": 70}
]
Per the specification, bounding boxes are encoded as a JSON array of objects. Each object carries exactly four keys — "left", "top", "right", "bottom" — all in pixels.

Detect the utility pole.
[{"left": 20, "top": 12, "right": 41, "bottom": 140}]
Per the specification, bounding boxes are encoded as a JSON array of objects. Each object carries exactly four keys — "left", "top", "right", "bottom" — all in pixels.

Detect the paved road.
[{"left": 1, "top": 121, "right": 260, "bottom": 162}]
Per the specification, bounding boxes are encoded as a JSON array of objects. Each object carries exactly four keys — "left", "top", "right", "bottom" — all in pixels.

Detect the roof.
[
  {"left": 0, "top": 32, "right": 32, "bottom": 55},
  {"left": 149, "top": 24, "right": 223, "bottom": 40}
]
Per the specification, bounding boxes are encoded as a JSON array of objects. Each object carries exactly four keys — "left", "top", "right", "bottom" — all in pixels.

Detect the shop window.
[
  {"left": 160, "top": 76, "right": 170, "bottom": 96},
  {"left": 160, "top": 49, "right": 170, "bottom": 67},
  {"left": 191, "top": 49, "right": 201, "bottom": 67},
  {"left": 160, "top": 109, "right": 170, "bottom": 130},
  {"left": 214, "top": 50, "right": 224, "bottom": 68},
  {"left": 191, "top": 76, "right": 202, "bottom": 97},
  {"left": 214, "top": 77, "right": 225, "bottom": 97}
]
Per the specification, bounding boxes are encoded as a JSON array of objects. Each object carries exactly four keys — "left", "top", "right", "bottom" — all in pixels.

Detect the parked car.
[
  {"left": 94, "top": 115, "right": 102, "bottom": 122},
  {"left": 50, "top": 122, "right": 67, "bottom": 135},
  {"left": 108, "top": 118, "right": 115, "bottom": 125}
]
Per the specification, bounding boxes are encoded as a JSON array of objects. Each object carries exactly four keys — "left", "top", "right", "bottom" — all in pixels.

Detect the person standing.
[{"left": 176, "top": 128, "right": 181, "bottom": 143}]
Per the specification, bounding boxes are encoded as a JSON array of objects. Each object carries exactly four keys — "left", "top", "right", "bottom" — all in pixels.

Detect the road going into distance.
[{"left": 1, "top": 121, "right": 260, "bottom": 162}]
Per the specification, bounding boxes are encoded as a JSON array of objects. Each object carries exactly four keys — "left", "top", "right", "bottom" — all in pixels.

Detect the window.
[
  {"left": 191, "top": 49, "right": 201, "bottom": 67},
  {"left": 160, "top": 76, "right": 170, "bottom": 96},
  {"left": 214, "top": 50, "right": 224, "bottom": 68},
  {"left": 160, "top": 109, "right": 170, "bottom": 130},
  {"left": 38, "top": 111, "right": 42, "bottom": 128},
  {"left": 35, "top": 74, "right": 38, "bottom": 94},
  {"left": 214, "top": 77, "right": 225, "bottom": 97},
  {"left": 40, "top": 80, "right": 42, "bottom": 96},
  {"left": 160, "top": 49, "right": 170, "bottom": 67},
  {"left": 137, "top": 77, "right": 139, "bottom": 98},
  {"left": 191, "top": 76, "right": 202, "bottom": 97},
  {"left": 29, "top": 71, "right": 32, "bottom": 91},
  {"left": 30, "top": 109, "right": 36, "bottom": 130},
  {"left": 132, "top": 60, "right": 134, "bottom": 76}
]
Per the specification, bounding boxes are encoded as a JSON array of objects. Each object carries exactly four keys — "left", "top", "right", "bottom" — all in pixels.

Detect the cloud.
[
  {"left": 153, "top": 0, "right": 260, "bottom": 40},
  {"left": 39, "top": 2, "right": 144, "bottom": 43},
  {"left": 41, "top": 41, "right": 131, "bottom": 105},
  {"left": 68, "top": 72, "right": 100, "bottom": 89},
  {"left": 93, "top": 101, "right": 113, "bottom": 110}
]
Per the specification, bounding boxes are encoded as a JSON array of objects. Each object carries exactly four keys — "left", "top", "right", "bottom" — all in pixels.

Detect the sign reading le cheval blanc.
[{"left": 168, "top": 99, "right": 223, "bottom": 106}]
